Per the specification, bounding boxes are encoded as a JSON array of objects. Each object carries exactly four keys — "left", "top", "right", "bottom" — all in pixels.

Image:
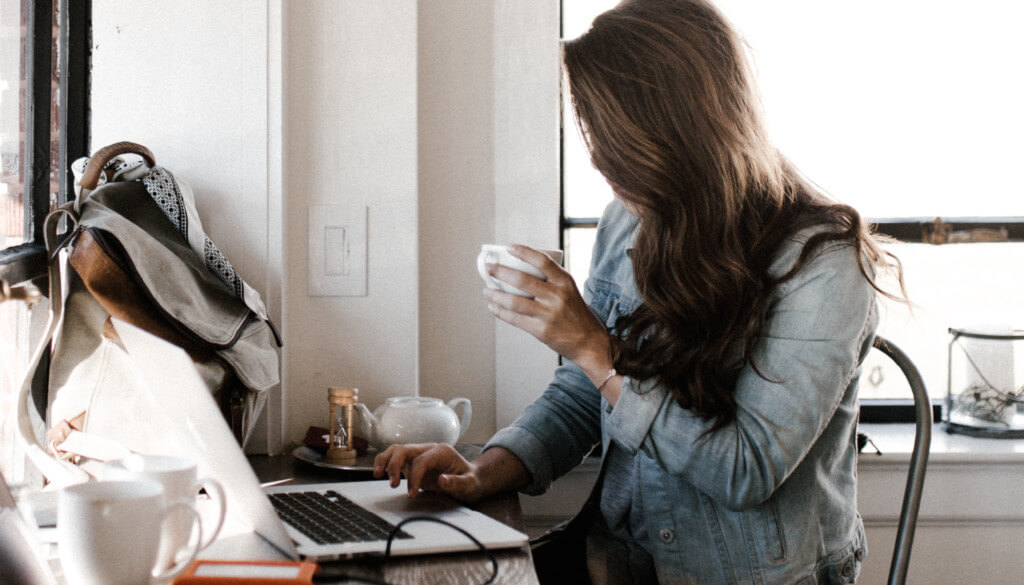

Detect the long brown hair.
[{"left": 563, "top": 0, "right": 904, "bottom": 431}]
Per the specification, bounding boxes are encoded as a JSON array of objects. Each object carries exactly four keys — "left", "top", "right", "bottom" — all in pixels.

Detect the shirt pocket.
[
  {"left": 795, "top": 545, "right": 862, "bottom": 585},
  {"left": 587, "top": 278, "right": 639, "bottom": 330},
  {"left": 754, "top": 495, "right": 787, "bottom": 564}
]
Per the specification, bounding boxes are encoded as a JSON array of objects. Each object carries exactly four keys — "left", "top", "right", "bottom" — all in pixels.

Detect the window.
[
  {"left": 0, "top": 0, "right": 89, "bottom": 479},
  {"left": 560, "top": 1, "right": 1024, "bottom": 412}
]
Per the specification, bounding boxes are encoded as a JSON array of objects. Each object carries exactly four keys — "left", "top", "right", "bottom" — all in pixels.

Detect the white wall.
[
  {"left": 287, "top": 1, "right": 560, "bottom": 445},
  {"left": 91, "top": 1, "right": 560, "bottom": 451},
  {"left": 417, "top": 1, "right": 499, "bottom": 438},
  {"left": 284, "top": 2, "right": 421, "bottom": 447},
  {"left": 284, "top": 1, "right": 560, "bottom": 447},
  {"left": 417, "top": 1, "right": 561, "bottom": 438},
  {"left": 92, "top": 1, "right": 270, "bottom": 287},
  {"left": 491, "top": 1, "right": 562, "bottom": 427}
]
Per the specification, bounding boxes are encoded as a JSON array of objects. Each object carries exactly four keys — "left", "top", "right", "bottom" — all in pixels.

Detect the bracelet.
[{"left": 596, "top": 368, "right": 618, "bottom": 392}]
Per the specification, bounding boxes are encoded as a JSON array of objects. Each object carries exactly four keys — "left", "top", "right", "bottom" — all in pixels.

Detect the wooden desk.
[{"left": 245, "top": 452, "right": 540, "bottom": 585}]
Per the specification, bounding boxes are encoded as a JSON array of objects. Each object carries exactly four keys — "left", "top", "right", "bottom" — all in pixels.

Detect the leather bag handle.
[{"left": 78, "top": 141, "right": 156, "bottom": 190}]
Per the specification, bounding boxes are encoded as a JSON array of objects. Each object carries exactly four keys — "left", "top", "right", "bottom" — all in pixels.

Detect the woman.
[{"left": 375, "top": 1, "right": 903, "bottom": 583}]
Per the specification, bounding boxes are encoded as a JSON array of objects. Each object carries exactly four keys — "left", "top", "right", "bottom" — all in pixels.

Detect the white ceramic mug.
[
  {"left": 58, "top": 480, "right": 202, "bottom": 585},
  {"left": 477, "top": 245, "right": 564, "bottom": 298},
  {"left": 102, "top": 455, "right": 226, "bottom": 570}
]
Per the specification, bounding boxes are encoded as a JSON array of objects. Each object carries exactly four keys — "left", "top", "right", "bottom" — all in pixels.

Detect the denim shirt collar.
[{"left": 624, "top": 208, "right": 639, "bottom": 256}]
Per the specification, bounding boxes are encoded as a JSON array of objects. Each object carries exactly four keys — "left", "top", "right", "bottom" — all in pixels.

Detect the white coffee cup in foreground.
[
  {"left": 58, "top": 480, "right": 202, "bottom": 585},
  {"left": 477, "top": 244, "right": 564, "bottom": 298},
  {"left": 101, "top": 454, "right": 226, "bottom": 571}
]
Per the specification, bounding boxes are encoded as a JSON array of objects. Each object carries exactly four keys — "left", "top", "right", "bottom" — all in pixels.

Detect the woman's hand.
[
  {"left": 482, "top": 244, "right": 613, "bottom": 372},
  {"left": 46, "top": 410, "right": 86, "bottom": 460},
  {"left": 373, "top": 443, "right": 486, "bottom": 503}
]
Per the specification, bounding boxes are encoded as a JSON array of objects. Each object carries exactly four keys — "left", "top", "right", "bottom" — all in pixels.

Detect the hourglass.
[{"left": 327, "top": 387, "right": 359, "bottom": 464}]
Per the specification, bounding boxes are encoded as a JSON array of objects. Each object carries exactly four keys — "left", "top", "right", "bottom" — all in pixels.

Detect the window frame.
[
  {"left": 1, "top": 0, "right": 90, "bottom": 436},
  {"left": 0, "top": 0, "right": 91, "bottom": 287}
]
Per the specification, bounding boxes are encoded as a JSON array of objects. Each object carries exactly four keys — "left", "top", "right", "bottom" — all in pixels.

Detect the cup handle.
[
  {"left": 476, "top": 250, "right": 502, "bottom": 289},
  {"left": 152, "top": 498, "right": 203, "bottom": 583},
  {"left": 195, "top": 476, "right": 227, "bottom": 550},
  {"left": 448, "top": 398, "right": 472, "bottom": 440}
]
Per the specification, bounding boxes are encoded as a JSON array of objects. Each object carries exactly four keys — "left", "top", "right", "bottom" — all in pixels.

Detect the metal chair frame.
[{"left": 870, "top": 335, "right": 932, "bottom": 585}]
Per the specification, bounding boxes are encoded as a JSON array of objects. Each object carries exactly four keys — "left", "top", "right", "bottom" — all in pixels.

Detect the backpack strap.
[
  {"left": 14, "top": 204, "right": 91, "bottom": 486},
  {"left": 75, "top": 141, "right": 156, "bottom": 205}
]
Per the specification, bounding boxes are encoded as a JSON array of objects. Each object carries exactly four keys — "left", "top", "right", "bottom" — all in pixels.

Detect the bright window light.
[{"left": 562, "top": 1, "right": 1024, "bottom": 401}]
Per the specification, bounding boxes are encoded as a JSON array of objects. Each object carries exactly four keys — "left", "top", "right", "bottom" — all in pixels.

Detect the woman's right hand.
[{"left": 372, "top": 443, "right": 487, "bottom": 503}]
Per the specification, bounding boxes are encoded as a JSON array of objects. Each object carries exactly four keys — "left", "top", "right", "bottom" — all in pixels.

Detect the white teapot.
[{"left": 354, "top": 396, "right": 472, "bottom": 450}]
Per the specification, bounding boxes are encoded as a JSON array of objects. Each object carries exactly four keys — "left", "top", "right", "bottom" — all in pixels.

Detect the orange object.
[{"left": 172, "top": 560, "right": 318, "bottom": 585}]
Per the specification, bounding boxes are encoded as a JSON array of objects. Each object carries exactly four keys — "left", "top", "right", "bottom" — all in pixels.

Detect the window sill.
[
  {"left": 858, "top": 422, "right": 1024, "bottom": 465},
  {"left": 0, "top": 242, "right": 48, "bottom": 285}
]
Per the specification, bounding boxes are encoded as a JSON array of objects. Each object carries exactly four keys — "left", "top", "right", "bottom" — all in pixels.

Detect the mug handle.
[
  {"left": 152, "top": 498, "right": 203, "bottom": 583},
  {"left": 195, "top": 476, "right": 227, "bottom": 550},
  {"left": 476, "top": 249, "right": 503, "bottom": 289},
  {"left": 448, "top": 398, "right": 473, "bottom": 440}
]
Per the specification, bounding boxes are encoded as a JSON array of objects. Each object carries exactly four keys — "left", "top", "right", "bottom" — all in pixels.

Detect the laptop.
[{"left": 108, "top": 318, "right": 528, "bottom": 561}]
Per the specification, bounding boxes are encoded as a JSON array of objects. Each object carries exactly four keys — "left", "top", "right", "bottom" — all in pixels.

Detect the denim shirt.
[{"left": 486, "top": 200, "right": 878, "bottom": 585}]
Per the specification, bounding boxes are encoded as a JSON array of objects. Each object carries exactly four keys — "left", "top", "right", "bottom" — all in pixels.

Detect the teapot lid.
[{"left": 385, "top": 396, "right": 444, "bottom": 408}]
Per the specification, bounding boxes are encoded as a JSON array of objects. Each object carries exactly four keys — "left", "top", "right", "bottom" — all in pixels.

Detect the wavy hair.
[{"left": 563, "top": 0, "right": 904, "bottom": 431}]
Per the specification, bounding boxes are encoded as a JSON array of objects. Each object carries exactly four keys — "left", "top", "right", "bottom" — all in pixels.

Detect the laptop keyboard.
[{"left": 268, "top": 490, "right": 412, "bottom": 545}]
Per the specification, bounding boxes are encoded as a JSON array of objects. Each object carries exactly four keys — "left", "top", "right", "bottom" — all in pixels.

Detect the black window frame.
[
  {"left": 0, "top": 0, "right": 90, "bottom": 419},
  {"left": 0, "top": 0, "right": 91, "bottom": 288}
]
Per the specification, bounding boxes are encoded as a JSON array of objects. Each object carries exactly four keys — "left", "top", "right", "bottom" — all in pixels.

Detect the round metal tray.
[
  {"left": 292, "top": 443, "right": 484, "bottom": 472},
  {"left": 292, "top": 445, "right": 379, "bottom": 471}
]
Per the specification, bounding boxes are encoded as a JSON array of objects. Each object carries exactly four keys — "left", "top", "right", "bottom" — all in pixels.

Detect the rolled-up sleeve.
[
  {"left": 486, "top": 356, "right": 603, "bottom": 495},
  {"left": 604, "top": 241, "right": 878, "bottom": 510}
]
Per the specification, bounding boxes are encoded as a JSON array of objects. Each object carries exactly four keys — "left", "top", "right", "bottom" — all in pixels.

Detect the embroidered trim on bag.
[
  {"left": 141, "top": 167, "right": 190, "bottom": 241},
  {"left": 80, "top": 155, "right": 250, "bottom": 303},
  {"left": 205, "top": 239, "right": 243, "bottom": 298},
  {"left": 140, "top": 166, "right": 244, "bottom": 299}
]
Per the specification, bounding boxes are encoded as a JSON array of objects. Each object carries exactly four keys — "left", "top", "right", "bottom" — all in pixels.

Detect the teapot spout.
[{"left": 352, "top": 403, "right": 379, "bottom": 448}]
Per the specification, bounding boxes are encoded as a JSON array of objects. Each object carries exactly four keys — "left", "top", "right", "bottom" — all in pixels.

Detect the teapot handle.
[{"left": 448, "top": 398, "right": 472, "bottom": 440}]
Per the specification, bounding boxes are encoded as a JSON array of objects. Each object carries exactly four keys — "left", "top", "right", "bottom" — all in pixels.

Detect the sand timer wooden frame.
[{"left": 327, "top": 387, "right": 359, "bottom": 464}]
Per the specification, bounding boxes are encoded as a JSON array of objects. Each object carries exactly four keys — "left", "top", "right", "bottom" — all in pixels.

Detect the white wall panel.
[{"left": 284, "top": 2, "right": 419, "bottom": 445}]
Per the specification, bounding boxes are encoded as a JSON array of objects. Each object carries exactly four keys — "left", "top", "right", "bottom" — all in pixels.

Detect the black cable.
[
  {"left": 857, "top": 431, "right": 882, "bottom": 455},
  {"left": 312, "top": 516, "right": 500, "bottom": 585}
]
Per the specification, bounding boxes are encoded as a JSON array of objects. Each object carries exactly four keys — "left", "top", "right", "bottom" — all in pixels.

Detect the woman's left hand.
[{"left": 483, "top": 244, "right": 611, "bottom": 368}]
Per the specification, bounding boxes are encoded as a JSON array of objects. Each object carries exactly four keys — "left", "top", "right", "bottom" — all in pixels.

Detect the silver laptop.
[{"left": 110, "top": 318, "right": 528, "bottom": 561}]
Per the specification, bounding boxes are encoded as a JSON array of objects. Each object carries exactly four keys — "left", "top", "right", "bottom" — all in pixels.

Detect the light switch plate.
[{"left": 308, "top": 205, "right": 367, "bottom": 296}]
